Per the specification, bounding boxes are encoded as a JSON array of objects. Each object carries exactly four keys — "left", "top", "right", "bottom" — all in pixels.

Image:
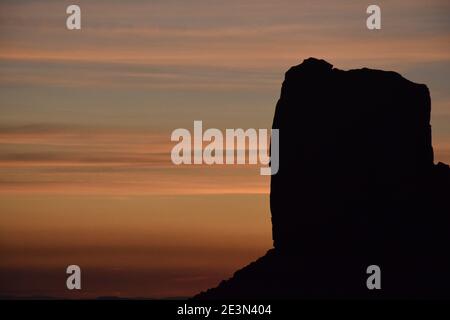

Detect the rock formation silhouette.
[{"left": 194, "top": 58, "right": 450, "bottom": 299}]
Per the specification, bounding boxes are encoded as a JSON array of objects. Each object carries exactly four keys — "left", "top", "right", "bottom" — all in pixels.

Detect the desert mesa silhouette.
[{"left": 194, "top": 58, "right": 450, "bottom": 299}]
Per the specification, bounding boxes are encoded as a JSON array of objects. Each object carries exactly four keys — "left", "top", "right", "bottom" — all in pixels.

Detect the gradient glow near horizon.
[{"left": 0, "top": 0, "right": 449, "bottom": 298}]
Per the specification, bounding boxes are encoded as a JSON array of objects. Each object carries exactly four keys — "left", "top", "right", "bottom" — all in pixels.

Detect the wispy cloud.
[{"left": 0, "top": 124, "right": 270, "bottom": 195}]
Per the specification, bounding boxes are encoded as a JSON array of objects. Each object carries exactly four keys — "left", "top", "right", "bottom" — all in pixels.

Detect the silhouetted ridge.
[{"left": 194, "top": 58, "right": 450, "bottom": 299}]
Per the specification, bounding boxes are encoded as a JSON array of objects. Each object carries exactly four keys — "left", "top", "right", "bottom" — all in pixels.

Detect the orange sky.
[{"left": 0, "top": 0, "right": 449, "bottom": 298}]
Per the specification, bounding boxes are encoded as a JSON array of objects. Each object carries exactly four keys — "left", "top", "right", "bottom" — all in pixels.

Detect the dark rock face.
[
  {"left": 271, "top": 58, "right": 435, "bottom": 253},
  {"left": 194, "top": 58, "right": 450, "bottom": 299}
]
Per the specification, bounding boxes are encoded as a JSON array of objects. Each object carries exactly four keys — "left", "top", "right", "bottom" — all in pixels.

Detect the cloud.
[{"left": 0, "top": 123, "right": 270, "bottom": 195}]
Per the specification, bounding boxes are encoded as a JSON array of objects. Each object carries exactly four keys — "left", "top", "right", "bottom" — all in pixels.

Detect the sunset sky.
[{"left": 0, "top": 0, "right": 449, "bottom": 298}]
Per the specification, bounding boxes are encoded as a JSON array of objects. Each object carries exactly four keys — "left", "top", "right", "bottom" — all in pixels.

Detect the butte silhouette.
[{"left": 194, "top": 58, "right": 450, "bottom": 299}]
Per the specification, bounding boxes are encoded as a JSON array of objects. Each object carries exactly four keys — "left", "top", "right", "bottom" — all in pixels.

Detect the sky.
[{"left": 0, "top": 0, "right": 449, "bottom": 298}]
